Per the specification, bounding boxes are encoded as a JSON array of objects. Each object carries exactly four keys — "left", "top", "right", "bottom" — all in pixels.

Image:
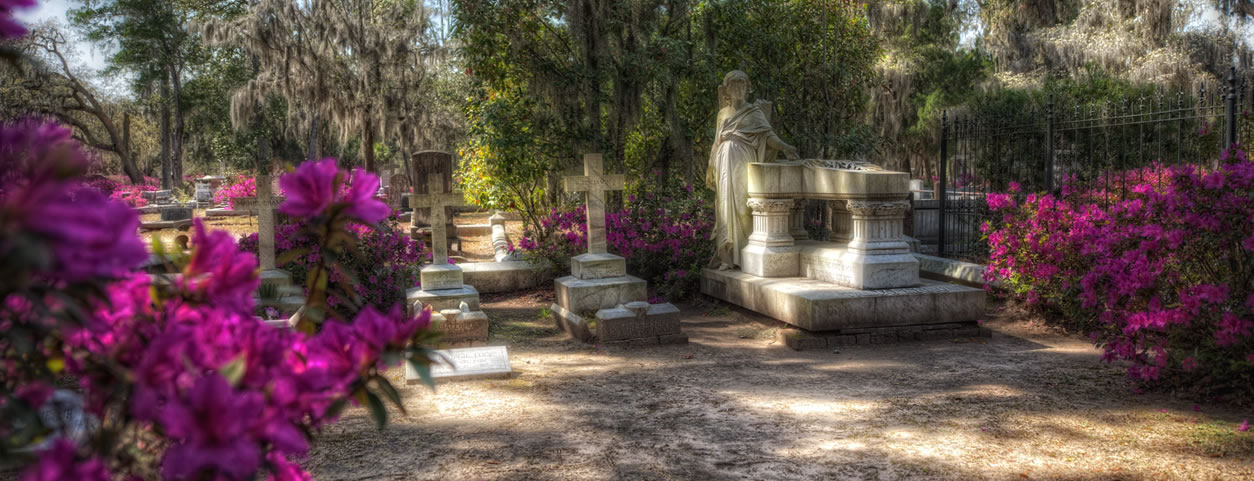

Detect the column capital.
[
  {"left": 845, "top": 199, "right": 910, "bottom": 217},
  {"left": 747, "top": 198, "right": 795, "bottom": 214}
]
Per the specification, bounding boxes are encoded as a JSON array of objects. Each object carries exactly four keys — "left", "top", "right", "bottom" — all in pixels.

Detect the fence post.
[
  {"left": 1227, "top": 66, "right": 1238, "bottom": 151},
  {"left": 1046, "top": 95, "right": 1055, "bottom": 194},
  {"left": 938, "top": 110, "right": 948, "bottom": 258}
]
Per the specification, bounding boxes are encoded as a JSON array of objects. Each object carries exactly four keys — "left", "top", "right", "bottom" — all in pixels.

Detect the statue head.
[{"left": 721, "top": 70, "right": 750, "bottom": 102}]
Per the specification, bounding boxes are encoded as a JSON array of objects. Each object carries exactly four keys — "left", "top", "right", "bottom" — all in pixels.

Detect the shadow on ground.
[{"left": 304, "top": 295, "right": 1254, "bottom": 481}]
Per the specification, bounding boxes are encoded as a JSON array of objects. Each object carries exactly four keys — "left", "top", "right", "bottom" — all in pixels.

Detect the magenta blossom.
[
  {"left": 20, "top": 439, "right": 111, "bottom": 481},
  {"left": 185, "top": 219, "right": 259, "bottom": 312},
  {"left": 0, "top": 0, "right": 35, "bottom": 39},
  {"left": 279, "top": 159, "right": 389, "bottom": 223},
  {"left": 343, "top": 168, "right": 389, "bottom": 223},
  {"left": 160, "top": 375, "right": 265, "bottom": 481},
  {"left": 279, "top": 158, "right": 340, "bottom": 218}
]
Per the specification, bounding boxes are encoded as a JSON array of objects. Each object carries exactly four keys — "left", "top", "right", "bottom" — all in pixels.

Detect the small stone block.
[
  {"left": 553, "top": 275, "right": 647, "bottom": 314},
  {"left": 160, "top": 206, "right": 193, "bottom": 221},
  {"left": 978, "top": 327, "right": 993, "bottom": 338},
  {"left": 433, "top": 311, "right": 489, "bottom": 344},
  {"left": 420, "top": 264, "right": 465, "bottom": 291},
  {"left": 778, "top": 329, "right": 826, "bottom": 350},
  {"left": 551, "top": 303, "right": 594, "bottom": 341},
  {"left": 406, "top": 285, "right": 482, "bottom": 316},
  {"left": 570, "top": 253, "right": 627, "bottom": 280}
]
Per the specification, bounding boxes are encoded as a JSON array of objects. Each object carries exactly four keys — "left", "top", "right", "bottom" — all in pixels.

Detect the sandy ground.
[{"left": 303, "top": 296, "right": 1254, "bottom": 481}]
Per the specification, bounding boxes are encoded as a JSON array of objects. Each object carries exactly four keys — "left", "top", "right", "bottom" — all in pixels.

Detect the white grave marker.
[{"left": 405, "top": 345, "right": 512, "bottom": 383}]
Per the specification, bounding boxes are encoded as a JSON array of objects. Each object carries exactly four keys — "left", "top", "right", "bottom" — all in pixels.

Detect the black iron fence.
[{"left": 933, "top": 67, "right": 1254, "bottom": 261}]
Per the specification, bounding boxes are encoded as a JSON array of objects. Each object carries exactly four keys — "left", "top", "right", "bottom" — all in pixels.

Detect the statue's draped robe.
[{"left": 706, "top": 101, "right": 774, "bottom": 267}]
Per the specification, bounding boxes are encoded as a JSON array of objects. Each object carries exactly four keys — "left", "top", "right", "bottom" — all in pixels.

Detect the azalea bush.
[
  {"left": 0, "top": 121, "right": 441, "bottom": 481},
  {"left": 517, "top": 175, "right": 714, "bottom": 300},
  {"left": 984, "top": 152, "right": 1254, "bottom": 403},
  {"left": 213, "top": 174, "right": 257, "bottom": 209},
  {"left": 82, "top": 175, "right": 159, "bottom": 207},
  {"left": 240, "top": 212, "right": 426, "bottom": 311}
]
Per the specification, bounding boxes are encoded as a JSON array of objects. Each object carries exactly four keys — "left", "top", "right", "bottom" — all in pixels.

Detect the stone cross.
[
  {"left": 564, "top": 154, "right": 625, "bottom": 254},
  {"left": 255, "top": 176, "right": 276, "bottom": 270},
  {"left": 410, "top": 176, "right": 466, "bottom": 265}
]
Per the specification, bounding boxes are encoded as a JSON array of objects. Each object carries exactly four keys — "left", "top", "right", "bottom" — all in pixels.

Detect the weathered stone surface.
[
  {"left": 159, "top": 206, "right": 193, "bottom": 221},
  {"left": 797, "top": 241, "right": 919, "bottom": 289},
  {"left": 701, "top": 268, "right": 984, "bottom": 331},
  {"left": 571, "top": 253, "right": 627, "bottom": 280},
  {"left": 778, "top": 329, "right": 827, "bottom": 350},
  {"left": 551, "top": 302, "right": 594, "bottom": 341},
  {"left": 913, "top": 253, "right": 1003, "bottom": 289},
  {"left": 593, "top": 302, "right": 682, "bottom": 342},
  {"left": 420, "top": 264, "right": 465, "bottom": 291},
  {"left": 433, "top": 310, "right": 490, "bottom": 343},
  {"left": 407, "top": 285, "right": 482, "bottom": 315},
  {"left": 740, "top": 244, "right": 800, "bottom": 278},
  {"left": 460, "top": 260, "right": 551, "bottom": 293},
  {"left": 405, "top": 345, "right": 512, "bottom": 384},
  {"left": 746, "top": 162, "right": 910, "bottom": 201},
  {"left": 553, "top": 275, "right": 647, "bottom": 315}
]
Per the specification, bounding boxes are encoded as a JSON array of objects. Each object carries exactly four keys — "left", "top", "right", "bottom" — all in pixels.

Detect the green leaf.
[
  {"left": 220, "top": 354, "right": 247, "bottom": 387},
  {"left": 374, "top": 377, "right": 407, "bottom": 416},
  {"left": 365, "top": 390, "right": 388, "bottom": 429},
  {"left": 276, "top": 247, "right": 311, "bottom": 268},
  {"left": 406, "top": 358, "right": 437, "bottom": 391}
]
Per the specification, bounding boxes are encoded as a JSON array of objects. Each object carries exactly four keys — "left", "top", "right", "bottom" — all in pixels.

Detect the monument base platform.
[
  {"left": 775, "top": 323, "right": 991, "bottom": 350},
  {"left": 700, "top": 268, "right": 984, "bottom": 332}
]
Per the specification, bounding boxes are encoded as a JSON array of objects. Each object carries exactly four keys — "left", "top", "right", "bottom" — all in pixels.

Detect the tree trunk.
[
  {"left": 119, "top": 112, "right": 142, "bottom": 183},
  {"left": 362, "top": 118, "right": 376, "bottom": 173},
  {"left": 171, "top": 65, "right": 185, "bottom": 187},
  {"left": 308, "top": 114, "right": 320, "bottom": 160},
  {"left": 160, "top": 76, "right": 172, "bottom": 190}
]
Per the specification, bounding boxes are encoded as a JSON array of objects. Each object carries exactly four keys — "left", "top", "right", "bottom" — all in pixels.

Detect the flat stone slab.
[
  {"left": 461, "top": 260, "right": 551, "bottom": 293},
  {"left": 204, "top": 208, "right": 251, "bottom": 217},
  {"left": 552, "top": 303, "right": 594, "bottom": 341},
  {"left": 405, "top": 346, "right": 512, "bottom": 384},
  {"left": 700, "top": 268, "right": 984, "bottom": 332},
  {"left": 139, "top": 219, "right": 193, "bottom": 231}
]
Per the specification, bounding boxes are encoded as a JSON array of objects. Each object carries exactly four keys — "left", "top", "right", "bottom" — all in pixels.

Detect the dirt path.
[{"left": 305, "top": 294, "right": 1253, "bottom": 481}]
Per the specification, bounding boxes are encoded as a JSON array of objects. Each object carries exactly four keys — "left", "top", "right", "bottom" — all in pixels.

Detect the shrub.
[
  {"left": 517, "top": 175, "right": 714, "bottom": 300},
  {"left": 984, "top": 153, "right": 1254, "bottom": 403},
  {"left": 0, "top": 124, "right": 441, "bottom": 481},
  {"left": 81, "top": 175, "right": 158, "bottom": 207},
  {"left": 213, "top": 174, "right": 257, "bottom": 209},
  {"left": 241, "top": 213, "right": 426, "bottom": 311}
]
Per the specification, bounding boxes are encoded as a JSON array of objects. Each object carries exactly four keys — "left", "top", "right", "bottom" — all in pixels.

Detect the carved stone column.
[
  {"left": 830, "top": 199, "right": 852, "bottom": 243},
  {"left": 838, "top": 199, "right": 919, "bottom": 289},
  {"left": 740, "top": 198, "right": 800, "bottom": 278},
  {"left": 789, "top": 198, "right": 810, "bottom": 241}
]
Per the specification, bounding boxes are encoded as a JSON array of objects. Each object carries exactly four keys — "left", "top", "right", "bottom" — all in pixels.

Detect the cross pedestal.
[
  {"left": 405, "top": 177, "right": 487, "bottom": 345},
  {"left": 550, "top": 154, "right": 686, "bottom": 346}
]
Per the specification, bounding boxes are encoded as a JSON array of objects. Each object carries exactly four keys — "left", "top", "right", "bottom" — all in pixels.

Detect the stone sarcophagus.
[{"left": 739, "top": 160, "right": 919, "bottom": 290}]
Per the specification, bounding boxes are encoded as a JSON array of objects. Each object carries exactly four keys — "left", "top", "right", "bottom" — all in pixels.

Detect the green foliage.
[{"left": 455, "top": 0, "right": 880, "bottom": 236}]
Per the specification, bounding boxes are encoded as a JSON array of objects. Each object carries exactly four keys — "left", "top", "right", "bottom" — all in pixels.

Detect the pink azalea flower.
[
  {"left": 19, "top": 439, "right": 111, "bottom": 481},
  {"left": 1239, "top": 419, "right": 1249, "bottom": 432},
  {"left": 279, "top": 158, "right": 340, "bottom": 218},
  {"left": 0, "top": 0, "right": 35, "bottom": 39},
  {"left": 160, "top": 375, "right": 265, "bottom": 481},
  {"left": 186, "top": 219, "right": 259, "bottom": 313},
  {"left": 343, "top": 168, "right": 389, "bottom": 224}
]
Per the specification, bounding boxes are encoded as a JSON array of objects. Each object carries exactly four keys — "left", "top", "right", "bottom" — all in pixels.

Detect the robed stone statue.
[{"left": 705, "top": 70, "right": 799, "bottom": 270}]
